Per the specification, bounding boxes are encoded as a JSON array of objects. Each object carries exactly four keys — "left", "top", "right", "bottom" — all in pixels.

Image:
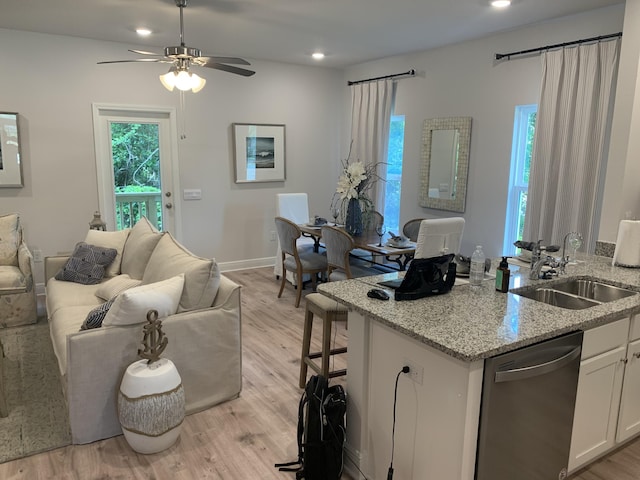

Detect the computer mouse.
[{"left": 367, "top": 288, "right": 390, "bottom": 301}]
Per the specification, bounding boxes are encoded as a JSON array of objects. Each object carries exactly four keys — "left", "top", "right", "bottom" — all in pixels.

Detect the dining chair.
[
  {"left": 274, "top": 193, "right": 315, "bottom": 284},
  {"left": 322, "top": 226, "right": 385, "bottom": 281},
  {"left": 415, "top": 217, "right": 465, "bottom": 259},
  {"left": 275, "top": 217, "right": 328, "bottom": 308},
  {"left": 402, "top": 218, "right": 425, "bottom": 242}
]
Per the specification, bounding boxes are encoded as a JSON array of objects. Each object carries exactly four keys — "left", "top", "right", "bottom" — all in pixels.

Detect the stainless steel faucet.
[
  {"left": 529, "top": 240, "right": 544, "bottom": 280},
  {"left": 529, "top": 240, "right": 560, "bottom": 280}
]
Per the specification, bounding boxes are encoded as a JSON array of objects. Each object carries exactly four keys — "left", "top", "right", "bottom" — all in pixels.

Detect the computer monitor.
[{"left": 415, "top": 218, "right": 465, "bottom": 259}]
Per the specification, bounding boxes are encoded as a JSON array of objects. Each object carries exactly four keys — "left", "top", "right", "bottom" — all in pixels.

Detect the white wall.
[
  {"left": 600, "top": 0, "right": 640, "bottom": 241},
  {"left": 0, "top": 5, "right": 631, "bottom": 287},
  {"left": 343, "top": 6, "right": 625, "bottom": 258},
  {"left": 0, "top": 28, "right": 344, "bottom": 284}
]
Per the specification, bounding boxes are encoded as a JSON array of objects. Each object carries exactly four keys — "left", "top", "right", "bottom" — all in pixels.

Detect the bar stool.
[{"left": 299, "top": 293, "right": 349, "bottom": 388}]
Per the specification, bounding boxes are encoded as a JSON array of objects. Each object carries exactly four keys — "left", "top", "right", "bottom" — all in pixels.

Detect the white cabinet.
[
  {"left": 568, "top": 343, "right": 626, "bottom": 471},
  {"left": 569, "top": 315, "right": 640, "bottom": 473},
  {"left": 617, "top": 334, "right": 640, "bottom": 442}
]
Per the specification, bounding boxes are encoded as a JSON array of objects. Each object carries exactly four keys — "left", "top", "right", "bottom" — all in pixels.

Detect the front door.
[{"left": 92, "top": 104, "right": 179, "bottom": 233}]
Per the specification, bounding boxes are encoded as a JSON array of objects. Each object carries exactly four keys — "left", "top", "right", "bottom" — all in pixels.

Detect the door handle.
[
  {"left": 494, "top": 346, "right": 581, "bottom": 383},
  {"left": 165, "top": 203, "right": 173, "bottom": 209},
  {"left": 165, "top": 192, "right": 172, "bottom": 197}
]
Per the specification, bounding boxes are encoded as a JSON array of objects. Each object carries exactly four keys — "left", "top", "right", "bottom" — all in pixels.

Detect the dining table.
[{"left": 298, "top": 223, "right": 416, "bottom": 271}]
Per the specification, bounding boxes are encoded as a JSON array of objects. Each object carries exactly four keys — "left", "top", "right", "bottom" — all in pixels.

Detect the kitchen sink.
[
  {"left": 512, "top": 278, "right": 638, "bottom": 310},
  {"left": 515, "top": 288, "right": 601, "bottom": 310},
  {"left": 550, "top": 279, "right": 638, "bottom": 303}
]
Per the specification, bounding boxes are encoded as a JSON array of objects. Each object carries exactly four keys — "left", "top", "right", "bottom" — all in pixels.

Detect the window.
[
  {"left": 503, "top": 105, "right": 536, "bottom": 255},
  {"left": 383, "top": 115, "right": 405, "bottom": 234}
]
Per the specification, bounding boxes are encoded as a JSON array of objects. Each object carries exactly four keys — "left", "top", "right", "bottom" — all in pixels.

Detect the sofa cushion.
[
  {"left": 142, "top": 233, "right": 220, "bottom": 312},
  {"left": 85, "top": 229, "right": 130, "bottom": 277},
  {"left": 120, "top": 217, "right": 163, "bottom": 280},
  {"left": 45, "top": 278, "right": 103, "bottom": 317},
  {"left": 102, "top": 274, "right": 184, "bottom": 327},
  {"left": 55, "top": 242, "right": 118, "bottom": 285},
  {"left": 81, "top": 299, "right": 115, "bottom": 330},
  {"left": 0, "top": 213, "right": 20, "bottom": 266},
  {"left": 0, "top": 265, "right": 26, "bottom": 289},
  {"left": 95, "top": 274, "right": 143, "bottom": 301}
]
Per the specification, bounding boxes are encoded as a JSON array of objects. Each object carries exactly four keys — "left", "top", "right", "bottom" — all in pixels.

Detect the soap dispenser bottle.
[{"left": 495, "top": 256, "right": 511, "bottom": 293}]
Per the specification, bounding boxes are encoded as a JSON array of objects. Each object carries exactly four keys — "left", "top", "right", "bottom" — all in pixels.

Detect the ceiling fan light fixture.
[
  {"left": 159, "top": 68, "right": 206, "bottom": 93},
  {"left": 490, "top": 0, "right": 511, "bottom": 7}
]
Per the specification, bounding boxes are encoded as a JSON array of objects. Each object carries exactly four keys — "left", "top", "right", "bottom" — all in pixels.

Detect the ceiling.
[{"left": 0, "top": 0, "right": 624, "bottom": 68}]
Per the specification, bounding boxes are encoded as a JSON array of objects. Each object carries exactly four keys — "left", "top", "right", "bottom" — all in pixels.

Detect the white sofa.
[{"left": 44, "top": 218, "right": 242, "bottom": 444}]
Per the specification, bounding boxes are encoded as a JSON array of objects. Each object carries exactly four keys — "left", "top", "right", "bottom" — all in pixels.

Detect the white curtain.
[
  {"left": 523, "top": 39, "right": 620, "bottom": 252},
  {"left": 350, "top": 79, "right": 395, "bottom": 208}
]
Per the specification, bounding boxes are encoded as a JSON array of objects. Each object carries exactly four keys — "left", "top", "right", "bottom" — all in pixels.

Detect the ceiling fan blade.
[
  {"left": 203, "top": 62, "right": 256, "bottom": 77},
  {"left": 97, "top": 59, "right": 170, "bottom": 64},
  {"left": 128, "top": 49, "right": 164, "bottom": 56},
  {"left": 199, "top": 56, "right": 251, "bottom": 66}
]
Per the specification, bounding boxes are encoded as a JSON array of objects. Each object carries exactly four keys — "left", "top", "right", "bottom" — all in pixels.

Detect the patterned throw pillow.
[
  {"left": 55, "top": 242, "right": 118, "bottom": 285},
  {"left": 81, "top": 299, "right": 115, "bottom": 330}
]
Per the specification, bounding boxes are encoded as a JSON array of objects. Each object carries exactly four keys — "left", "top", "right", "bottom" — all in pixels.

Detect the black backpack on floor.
[{"left": 276, "top": 375, "right": 347, "bottom": 480}]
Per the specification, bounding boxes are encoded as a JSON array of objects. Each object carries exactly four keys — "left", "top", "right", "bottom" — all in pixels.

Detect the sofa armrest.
[
  {"left": 45, "top": 255, "right": 69, "bottom": 283},
  {"left": 17, "top": 242, "right": 34, "bottom": 291},
  {"left": 213, "top": 274, "right": 241, "bottom": 308}
]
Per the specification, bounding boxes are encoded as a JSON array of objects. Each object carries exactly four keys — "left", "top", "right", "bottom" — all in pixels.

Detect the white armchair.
[{"left": 0, "top": 213, "right": 37, "bottom": 327}]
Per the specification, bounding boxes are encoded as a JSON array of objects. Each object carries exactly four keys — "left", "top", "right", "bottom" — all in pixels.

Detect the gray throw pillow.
[
  {"left": 81, "top": 299, "right": 115, "bottom": 330},
  {"left": 55, "top": 242, "right": 118, "bottom": 285}
]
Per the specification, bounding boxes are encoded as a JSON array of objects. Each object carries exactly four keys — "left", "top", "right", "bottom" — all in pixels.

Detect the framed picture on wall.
[
  {"left": 232, "top": 123, "right": 286, "bottom": 183},
  {"left": 0, "top": 112, "right": 24, "bottom": 188}
]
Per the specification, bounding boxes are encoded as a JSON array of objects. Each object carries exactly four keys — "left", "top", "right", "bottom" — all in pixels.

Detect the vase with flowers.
[{"left": 332, "top": 153, "right": 382, "bottom": 236}]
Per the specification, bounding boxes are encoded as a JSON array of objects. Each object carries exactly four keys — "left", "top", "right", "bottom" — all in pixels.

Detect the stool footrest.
[{"left": 307, "top": 347, "right": 348, "bottom": 359}]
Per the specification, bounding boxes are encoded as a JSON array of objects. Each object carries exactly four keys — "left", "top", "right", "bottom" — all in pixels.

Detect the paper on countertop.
[
  {"left": 508, "top": 257, "right": 530, "bottom": 268},
  {"left": 613, "top": 220, "right": 640, "bottom": 267}
]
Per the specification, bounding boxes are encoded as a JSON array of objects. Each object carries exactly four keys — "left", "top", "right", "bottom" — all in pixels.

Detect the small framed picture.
[{"left": 232, "top": 123, "right": 286, "bottom": 183}]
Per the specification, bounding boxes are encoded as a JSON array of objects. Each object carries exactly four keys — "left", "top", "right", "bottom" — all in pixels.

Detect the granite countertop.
[{"left": 316, "top": 254, "right": 640, "bottom": 362}]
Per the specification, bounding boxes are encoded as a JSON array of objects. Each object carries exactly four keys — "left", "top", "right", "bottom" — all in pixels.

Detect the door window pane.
[{"left": 110, "top": 122, "right": 163, "bottom": 230}]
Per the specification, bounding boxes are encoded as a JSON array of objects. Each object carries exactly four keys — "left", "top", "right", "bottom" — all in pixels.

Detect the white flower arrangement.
[
  {"left": 336, "top": 161, "right": 367, "bottom": 200},
  {"left": 331, "top": 150, "right": 385, "bottom": 227}
]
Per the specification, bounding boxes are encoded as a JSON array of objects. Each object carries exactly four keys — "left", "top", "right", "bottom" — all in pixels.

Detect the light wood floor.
[{"left": 0, "top": 267, "right": 637, "bottom": 479}]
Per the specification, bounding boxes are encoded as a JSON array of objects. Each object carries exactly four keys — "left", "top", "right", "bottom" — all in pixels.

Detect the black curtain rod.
[
  {"left": 495, "top": 32, "right": 622, "bottom": 61},
  {"left": 348, "top": 69, "right": 416, "bottom": 86}
]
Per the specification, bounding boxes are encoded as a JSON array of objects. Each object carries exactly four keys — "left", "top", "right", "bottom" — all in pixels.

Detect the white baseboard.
[{"left": 218, "top": 257, "right": 276, "bottom": 273}]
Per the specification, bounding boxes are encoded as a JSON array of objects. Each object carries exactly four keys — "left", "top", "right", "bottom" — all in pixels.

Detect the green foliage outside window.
[{"left": 110, "top": 122, "right": 162, "bottom": 230}]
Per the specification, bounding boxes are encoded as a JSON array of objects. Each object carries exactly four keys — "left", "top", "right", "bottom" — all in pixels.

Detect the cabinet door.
[
  {"left": 568, "top": 345, "right": 626, "bottom": 472},
  {"left": 617, "top": 338, "right": 640, "bottom": 443}
]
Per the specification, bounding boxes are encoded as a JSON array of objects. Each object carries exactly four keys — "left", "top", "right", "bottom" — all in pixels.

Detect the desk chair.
[
  {"left": 322, "top": 226, "right": 383, "bottom": 281},
  {"left": 299, "top": 293, "right": 348, "bottom": 388},
  {"left": 275, "top": 217, "right": 328, "bottom": 308},
  {"left": 415, "top": 217, "right": 465, "bottom": 259}
]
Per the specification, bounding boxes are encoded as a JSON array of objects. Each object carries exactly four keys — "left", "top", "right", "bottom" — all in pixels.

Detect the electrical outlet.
[
  {"left": 402, "top": 358, "right": 424, "bottom": 384},
  {"left": 33, "top": 249, "right": 43, "bottom": 263},
  {"left": 269, "top": 231, "right": 277, "bottom": 241}
]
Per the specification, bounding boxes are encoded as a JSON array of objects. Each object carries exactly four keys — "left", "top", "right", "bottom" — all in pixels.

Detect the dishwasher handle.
[{"left": 494, "top": 346, "right": 581, "bottom": 383}]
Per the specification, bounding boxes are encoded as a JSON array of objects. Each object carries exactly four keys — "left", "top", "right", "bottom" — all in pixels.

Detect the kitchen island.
[{"left": 317, "top": 254, "right": 640, "bottom": 479}]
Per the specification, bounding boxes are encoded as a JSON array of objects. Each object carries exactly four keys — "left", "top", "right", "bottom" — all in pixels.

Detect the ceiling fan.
[{"left": 98, "top": 0, "right": 255, "bottom": 93}]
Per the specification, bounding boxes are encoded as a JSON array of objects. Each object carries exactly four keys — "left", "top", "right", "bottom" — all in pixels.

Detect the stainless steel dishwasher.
[{"left": 475, "top": 330, "right": 583, "bottom": 480}]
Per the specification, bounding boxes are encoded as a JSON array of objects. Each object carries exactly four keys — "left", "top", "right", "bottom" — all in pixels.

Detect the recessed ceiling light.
[
  {"left": 312, "top": 52, "right": 325, "bottom": 60},
  {"left": 136, "top": 28, "right": 152, "bottom": 36},
  {"left": 491, "top": 0, "right": 511, "bottom": 7}
]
